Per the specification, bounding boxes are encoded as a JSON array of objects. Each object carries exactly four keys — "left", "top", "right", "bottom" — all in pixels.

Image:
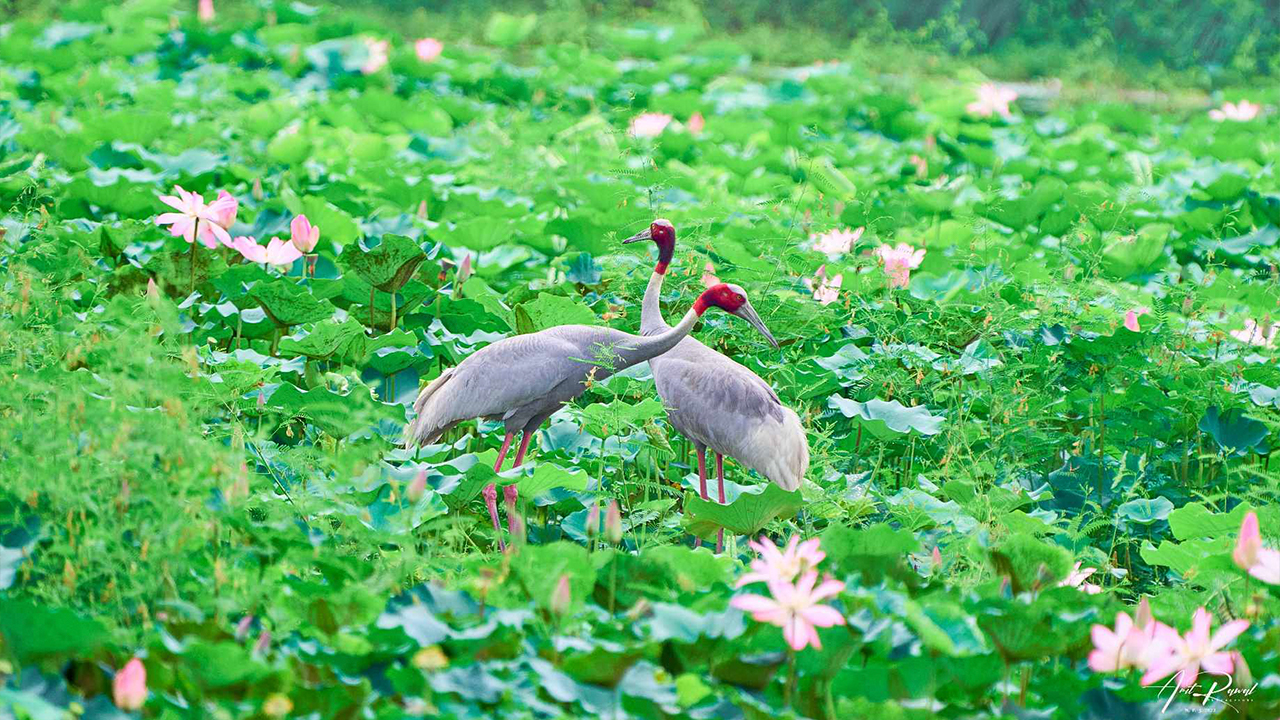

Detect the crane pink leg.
[
  {"left": 694, "top": 446, "right": 708, "bottom": 549},
  {"left": 715, "top": 454, "right": 726, "bottom": 554},
  {"left": 512, "top": 431, "right": 534, "bottom": 468},
  {"left": 484, "top": 431, "right": 516, "bottom": 552},
  {"left": 494, "top": 432, "right": 515, "bottom": 471}
]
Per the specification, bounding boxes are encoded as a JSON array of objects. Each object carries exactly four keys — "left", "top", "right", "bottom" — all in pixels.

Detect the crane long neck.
[
  {"left": 640, "top": 270, "right": 669, "bottom": 335},
  {"left": 616, "top": 306, "right": 701, "bottom": 367}
]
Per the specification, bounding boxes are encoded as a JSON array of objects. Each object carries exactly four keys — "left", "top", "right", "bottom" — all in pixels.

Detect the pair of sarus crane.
[{"left": 405, "top": 220, "right": 809, "bottom": 552}]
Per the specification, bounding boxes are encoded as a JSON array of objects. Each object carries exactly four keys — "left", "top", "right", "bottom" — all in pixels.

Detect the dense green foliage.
[{"left": 1, "top": 0, "right": 1279, "bottom": 718}]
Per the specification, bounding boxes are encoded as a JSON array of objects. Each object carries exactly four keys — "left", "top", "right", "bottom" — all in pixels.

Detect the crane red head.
[
  {"left": 622, "top": 219, "right": 676, "bottom": 274},
  {"left": 693, "top": 283, "right": 778, "bottom": 348}
]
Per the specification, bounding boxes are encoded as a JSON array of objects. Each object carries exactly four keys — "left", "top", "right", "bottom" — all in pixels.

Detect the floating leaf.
[
  {"left": 683, "top": 484, "right": 804, "bottom": 538},
  {"left": 339, "top": 234, "right": 428, "bottom": 293}
]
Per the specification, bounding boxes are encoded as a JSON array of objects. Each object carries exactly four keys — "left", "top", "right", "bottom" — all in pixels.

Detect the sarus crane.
[
  {"left": 405, "top": 281, "right": 777, "bottom": 550},
  {"left": 624, "top": 219, "right": 809, "bottom": 553}
]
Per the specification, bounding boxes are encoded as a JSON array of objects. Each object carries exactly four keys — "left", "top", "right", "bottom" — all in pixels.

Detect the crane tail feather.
[{"left": 403, "top": 368, "right": 457, "bottom": 448}]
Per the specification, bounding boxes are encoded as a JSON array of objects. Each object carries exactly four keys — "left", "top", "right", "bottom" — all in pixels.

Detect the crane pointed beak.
[
  {"left": 622, "top": 228, "right": 651, "bottom": 244},
  {"left": 734, "top": 302, "right": 779, "bottom": 348}
]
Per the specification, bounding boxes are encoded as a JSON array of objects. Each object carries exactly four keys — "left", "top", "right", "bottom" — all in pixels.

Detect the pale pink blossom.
[
  {"left": 1234, "top": 511, "right": 1280, "bottom": 585},
  {"left": 687, "top": 112, "right": 705, "bottom": 135},
  {"left": 289, "top": 214, "right": 320, "bottom": 253},
  {"left": 811, "top": 226, "right": 863, "bottom": 255},
  {"left": 415, "top": 38, "right": 443, "bottom": 62},
  {"left": 406, "top": 469, "right": 427, "bottom": 502},
  {"left": 629, "top": 112, "right": 673, "bottom": 138},
  {"left": 113, "top": 658, "right": 147, "bottom": 711},
  {"left": 1141, "top": 608, "right": 1249, "bottom": 689},
  {"left": 701, "top": 261, "right": 720, "bottom": 288},
  {"left": 605, "top": 500, "right": 622, "bottom": 545},
  {"left": 873, "top": 243, "right": 925, "bottom": 288},
  {"left": 155, "top": 185, "right": 232, "bottom": 248},
  {"left": 802, "top": 264, "right": 842, "bottom": 305},
  {"left": 197, "top": 0, "right": 214, "bottom": 23},
  {"left": 1059, "top": 561, "right": 1103, "bottom": 594},
  {"left": 550, "top": 574, "right": 571, "bottom": 616},
  {"left": 1209, "top": 100, "right": 1259, "bottom": 122},
  {"left": 1230, "top": 319, "right": 1277, "bottom": 347},
  {"left": 730, "top": 571, "right": 845, "bottom": 651},
  {"left": 1088, "top": 608, "right": 1179, "bottom": 673},
  {"left": 736, "top": 535, "right": 826, "bottom": 588},
  {"left": 362, "top": 38, "right": 389, "bottom": 74},
  {"left": 966, "top": 82, "right": 1018, "bottom": 118},
  {"left": 232, "top": 236, "right": 303, "bottom": 268},
  {"left": 1124, "top": 307, "right": 1150, "bottom": 332},
  {"left": 206, "top": 190, "right": 238, "bottom": 231}
]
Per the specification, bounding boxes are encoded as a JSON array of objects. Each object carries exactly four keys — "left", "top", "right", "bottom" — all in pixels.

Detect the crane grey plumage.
[
  {"left": 624, "top": 219, "right": 809, "bottom": 552},
  {"left": 405, "top": 279, "right": 778, "bottom": 551},
  {"left": 408, "top": 325, "right": 673, "bottom": 448},
  {"left": 642, "top": 275, "right": 809, "bottom": 492}
]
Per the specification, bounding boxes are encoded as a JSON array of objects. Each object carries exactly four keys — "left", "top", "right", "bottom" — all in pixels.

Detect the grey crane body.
[
  {"left": 405, "top": 279, "right": 775, "bottom": 551},
  {"left": 641, "top": 271, "right": 809, "bottom": 493},
  {"left": 408, "top": 323, "right": 681, "bottom": 447}
]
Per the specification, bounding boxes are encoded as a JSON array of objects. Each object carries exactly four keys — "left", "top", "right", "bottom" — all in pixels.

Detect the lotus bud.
[
  {"left": 550, "top": 574, "right": 571, "bottom": 616},
  {"left": 145, "top": 278, "right": 159, "bottom": 299},
  {"left": 252, "top": 178, "right": 264, "bottom": 201},
  {"left": 407, "top": 469, "right": 427, "bottom": 502},
  {"left": 289, "top": 214, "right": 320, "bottom": 253},
  {"left": 113, "top": 658, "right": 147, "bottom": 711},
  {"left": 417, "top": 199, "right": 428, "bottom": 220},
  {"left": 235, "top": 615, "right": 253, "bottom": 641},
  {"left": 253, "top": 630, "right": 271, "bottom": 656},
  {"left": 585, "top": 503, "right": 600, "bottom": 539},
  {"left": 198, "top": 0, "right": 215, "bottom": 23},
  {"left": 1134, "top": 597, "right": 1154, "bottom": 629},
  {"left": 605, "top": 500, "right": 622, "bottom": 545},
  {"left": 931, "top": 546, "right": 942, "bottom": 568}
]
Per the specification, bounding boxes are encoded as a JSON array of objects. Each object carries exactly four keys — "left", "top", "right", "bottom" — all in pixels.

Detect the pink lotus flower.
[
  {"left": 873, "top": 243, "right": 925, "bottom": 288},
  {"left": 802, "top": 264, "right": 842, "bottom": 305},
  {"left": 1124, "top": 307, "right": 1150, "bottom": 332},
  {"left": 1088, "top": 604, "right": 1179, "bottom": 673},
  {"left": 1209, "top": 100, "right": 1259, "bottom": 122},
  {"left": 687, "top": 112, "right": 705, "bottom": 135},
  {"left": 113, "top": 658, "right": 147, "bottom": 711},
  {"left": 966, "top": 82, "right": 1018, "bottom": 118},
  {"left": 1230, "top": 319, "right": 1277, "bottom": 347},
  {"left": 811, "top": 227, "right": 864, "bottom": 255},
  {"left": 232, "top": 236, "right": 303, "bottom": 268},
  {"left": 550, "top": 574, "right": 571, "bottom": 616},
  {"left": 1234, "top": 511, "right": 1280, "bottom": 585},
  {"left": 629, "top": 112, "right": 673, "bottom": 138},
  {"left": 1059, "top": 561, "right": 1103, "bottom": 594},
  {"left": 198, "top": 0, "right": 214, "bottom": 22},
  {"left": 289, "top": 214, "right": 320, "bottom": 253},
  {"left": 730, "top": 571, "right": 846, "bottom": 651},
  {"left": 737, "top": 535, "right": 826, "bottom": 588},
  {"left": 605, "top": 500, "right": 622, "bottom": 545},
  {"left": 701, "top": 261, "right": 720, "bottom": 288},
  {"left": 362, "top": 38, "right": 389, "bottom": 74},
  {"left": 207, "top": 190, "right": 238, "bottom": 230},
  {"left": 406, "top": 469, "right": 427, "bottom": 502},
  {"left": 415, "top": 38, "right": 443, "bottom": 62},
  {"left": 1141, "top": 608, "right": 1249, "bottom": 689},
  {"left": 155, "top": 185, "right": 232, "bottom": 248}
]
